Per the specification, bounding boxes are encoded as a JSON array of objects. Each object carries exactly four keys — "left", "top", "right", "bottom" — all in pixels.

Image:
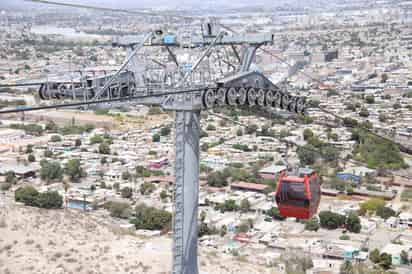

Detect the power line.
[
  {"left": 259, "top": 47, "right": 411, "bottom": 154},
  {"left": 24, "top": 0, "right": 192, "bottom": 19},
  {"left": 260, "top": 48, "right": 328, "bottom": 87},
  {"left": 208, "top": 111, "right": 412, "bottom": 181},
  {"left": 0, "top": 87, "right": 205, "bottom": 115}
]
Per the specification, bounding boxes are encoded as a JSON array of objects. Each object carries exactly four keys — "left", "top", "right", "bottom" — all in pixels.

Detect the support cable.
[
  {"left": 208, "top": 111, "right": 412, "bottom": 181},
  {"left": 0, "top": 87, "right": 205, "bottom": 115}
]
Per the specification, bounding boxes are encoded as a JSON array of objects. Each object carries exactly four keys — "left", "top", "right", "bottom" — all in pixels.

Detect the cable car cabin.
[{"left": 275, "top": 168, "right": 320, "bottom": 220}]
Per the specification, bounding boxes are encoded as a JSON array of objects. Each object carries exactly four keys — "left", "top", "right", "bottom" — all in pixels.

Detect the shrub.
[
  {"left": 267, "top": 207, "right": 286, "bottom": 221},
  {"left": 215, "top": 200, "right": 238, "bottom": 212},
  {"left": 15, "top": 186, "right": 39, "bottom": 205},
  {"left": 339, "top": 234, "right": 350, "bottom": 240},
  {"left": 121, "top": 187, "right": 133, "bottom": 199},
  {"left": 319, "top": 211, "right": 346, "bottom": 229},
  {"left": 160, "top": 126, "right": 171, "bottom": 136},
  {"left": 104, "top": 202, "right": 131, "bottom": 219},
  {"left": 15, "top": 186, "right": 62, "bottom": 209},
  {"left": 50, "top": 135, "right": 62, "bottom": 142},
  {"left": 198, "top": 222, "right": 218, "bottom": 237},
  {"left": 152, "top": 134, "right": 160, "bottom": 142},
  {"left": 206, "top": 124, "right": 216, "bottom": 131},
  {"left": 376, "top": 206, "right": 396, "bottom": 220},
  {"left": 359, "top": 198, "right": 385, "bottom": 215},
  {"left": 305, "top": 218, "right": 320, "bottom": 231},
  {"left": 64, "top": 159, "right": 86, "bottom": 182},
  {"left": 346, "top": 212, "right": 361, "bottom": 233},
  {"left": 140, "top": 182, "right": 155, "bottom": 195},
  {"left": 40, "top": 160, "right": 63, "bottom": 182},
  {"left": 28, "top": 154, "right": 36, "bottom": 162},
  {"left": 98, "top": 143, "right": 111, "bottom": 154},
  {"left": 0, "top": 183, "right": 12, "bottom": 191},
  {"left": 130, "top": 203, "right": 172, "bottom": 231},
  {"left": 34, "top": 191, "right": 63, "bottom": 209},
  {"left": 90, "top": 134, "right": 104, "bottom": 144}
]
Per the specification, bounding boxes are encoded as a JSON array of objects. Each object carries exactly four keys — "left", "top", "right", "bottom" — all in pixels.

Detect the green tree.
[
  {"left": 198, "top": 222, "right": 218, "bottom": 237},
  {"left": 131, "top": 203, "right": 172, "bottom": 231},
  {"left": 99, "top": 142, "right": 111, "bottom": 154},
  {"left": 15, "top": 186, "right": 62, "bottom": 209},
  {"left": 160, "top": 126, "right": 171, "bottom": 136},
  {"left": 34, "top": 191, "right": 63, "bottom": 209},
  {"left": 376, "top": 206, "right": 396, "bottom": 220},
  {"left": 220, "top": 225, "right": 227, "bottom": 237},
  {"left": 267, "top": 207, "right": 286, "bottom": 221},
  {"left": 207, "top": 171, "right": 229, "bottom": 187},
  {"left": 152, "top": 133, "right": 160, "bottom": 142},
  {"left": 64, "top": 158, "right": 86, "bottom": 182},
  {"left": 135, "top": 166, "right": 151, "bottom": 177},
  {"left": 319, "top": 211, "right": 346, "bottom": 229},
  {"left": 15, "top": 186, "right": 39, "bottom": 205},
  {"left": 40, "top": 160, "right": 63, "bottom": 182},
  {"left": 90, "top": 134, "right": 104, "bottom": 144},
  {"left": 400, "top": 250, "right": 409, "bottom": 264},
  {"left": 370, "top": 249, "right": 381, "bottom": 264},
  {"left": 303, "top": 129, "right": 314, "bottom": 140},
  {"left": 359, "top": 107, "right": 370, "bottom": 117},
  {"left": 26, "top": 144, "right": 33, "bottom": 154},
  {"left": 104, "top": 202, "right": 131, "bottom": 219},
  {"left": 5, "top": 171, "right": 17, "bottom": 185},
  {"left": 236, "top": 220, "right": 251, "bottom": 233},
  {"left": 346, "top": 212, "right": 361, "bottom": 233},
  {"left": 44, "top": 150, "right": 53, "bottom": 158},
  {"left": 206, "top": 124, "right": 216, "bottom": 131},
  {"left": 360, "top": 199, "right": 385, "bottom": 215},
  {"left": 354, "top": 132, "right": 406, "bottom": 169},
  {"left": 74, "top": 138, "right": 82, "bottom": 147},
  {"left": 322, "top": 145, "right": 340, "bottom": 163},
  {"left": 245, "top": 124, "right": 258, "bottom": 134},
  {"left": 216, "top": 199, "right": 238, "bottom": 212},
  {"left": 140, "top": 182, "right": 155, "bottom": 195},
  {"left": 365, "top": 95, "right": 375, "bottom": 104},
  {"left": 379, "top": 114, "right": 387, "bottom": 123},
  {"left": 236, "top": 128, "right": 243, "bottom": 136},
  {"left": 343, "top": 117, "right": 358, "bottom": 128},
  {"left": 240, "top": 199, "right": 251, "bottom": 212},
  {"left": 339, "top": 261, "right": 355, "bottom": 274},
  {"left": 297, "top": 144, "right": 318, "bottom": 165},
  {"left": 160, "top": 190, "right": 168, "bottom": 201},
  {"left": 45, "top": 121, "right": 58, "bottom": 132},
  {"left": 121, "top": 171, "right": 131, "bottom": 181},
  {"left": 379, "top": 252, "right": 392, "bottom": 269},
  {"left": 121, "top": 187, "right": 133, "bottom": 199},
  {"left": 28, "top": 154, "right": 36, "bottom": 162},
  {"left": 50, "top": 135, "right": 62, "bottom": 142},
  {"left": 305, "top": 217, "right": 320, "bottom": 231}
]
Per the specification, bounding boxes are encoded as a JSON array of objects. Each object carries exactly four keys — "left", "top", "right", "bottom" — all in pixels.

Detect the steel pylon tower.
[
  {"left": 32, "top": 27, "right": 306, "bottom": 274},
  {"left": 173, "top": 110, "right": 200, "bottom": 274}
]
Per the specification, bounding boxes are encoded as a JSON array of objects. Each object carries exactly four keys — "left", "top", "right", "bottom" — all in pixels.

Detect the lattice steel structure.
[{"left": 13, "top": 21, "right": 306, "bottom": 274}]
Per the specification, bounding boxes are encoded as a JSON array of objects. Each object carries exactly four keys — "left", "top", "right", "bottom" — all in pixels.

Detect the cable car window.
[{"left": 280, "top": 181, "right": 308, "bottom": 207}]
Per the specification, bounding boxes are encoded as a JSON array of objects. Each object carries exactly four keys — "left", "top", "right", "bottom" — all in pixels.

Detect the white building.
[{"left": 0, "top": 128, "right": 25, "bottom": 144}]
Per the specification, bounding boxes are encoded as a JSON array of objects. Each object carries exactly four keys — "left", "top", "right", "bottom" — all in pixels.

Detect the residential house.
[
  {"left": 336, "top": 166, "right": 375, "bottom": 184},
  {"left": 259, "top": 165, "right": 287, "bottom": 180}
]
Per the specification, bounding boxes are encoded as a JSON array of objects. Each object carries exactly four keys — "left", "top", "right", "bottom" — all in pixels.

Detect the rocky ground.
[{"left": 0, "top": 198, "right": 277, "bottom": 274}]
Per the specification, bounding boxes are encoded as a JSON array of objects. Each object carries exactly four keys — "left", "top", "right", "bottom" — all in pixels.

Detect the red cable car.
[{"left": 275, "top": 168, "right": 321, "bottom": 220}]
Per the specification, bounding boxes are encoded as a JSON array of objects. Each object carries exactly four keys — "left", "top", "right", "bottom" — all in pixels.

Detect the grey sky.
[{"left": 0, "top": 0, "right": 292, "bottom": 10}]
